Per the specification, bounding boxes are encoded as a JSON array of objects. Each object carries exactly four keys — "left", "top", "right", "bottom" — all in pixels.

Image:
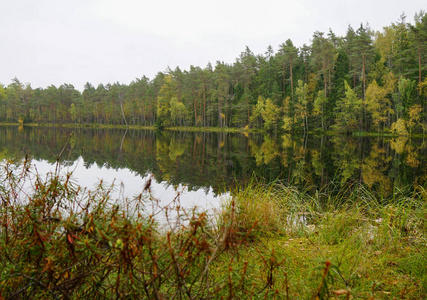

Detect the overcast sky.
[{"left": 0, "top": 0, "right": 425, "bottom": 90}]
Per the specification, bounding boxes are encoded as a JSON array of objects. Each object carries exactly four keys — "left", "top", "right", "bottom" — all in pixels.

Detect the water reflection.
[
  {"left": 5, "top": 157, "right": 224, "bottom": 221},
  {"left": 1, "top": 126, "right": 426, "bottom": 201}
]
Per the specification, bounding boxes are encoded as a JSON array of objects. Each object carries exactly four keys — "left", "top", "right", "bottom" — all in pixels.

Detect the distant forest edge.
[{"left": 1, "top": 12, "right": 427, "bottom": 134}]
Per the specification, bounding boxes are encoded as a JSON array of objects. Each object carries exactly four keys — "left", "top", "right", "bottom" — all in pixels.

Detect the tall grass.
[
  {"left": 0, "top": 158, "right": 426, "bottom": 299},
  {"left": 216, "top": 179, "right": 427, "bottom": 298}
]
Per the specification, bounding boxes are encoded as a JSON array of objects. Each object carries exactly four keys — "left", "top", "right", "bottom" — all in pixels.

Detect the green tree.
[
  {"left": 70, "top": 103, "right": 77, "bottom": 123},
  {"left": 344, "top": 25, "right": 358, "bottom": 88},
  {"left": 409, "top": 11, "right": 427, "bottom": 96},
  {"left": 212, "top": 62, "right": 231, "bottom": 127},
  {"left": 255, "top": 45, "right": 280, "bottom": 100},
  {"left": 390, "top": 14, "right": 411, "bottom": 77},
  {"left": 313, "top": 90, "right": 327, "bottom": 130},
  {"left": 82, "top": 83, "right": 96, "bottom": 123},
  {"left": 330, "top": 50, "right": 350, "bottom": 126},
  {"left": 184, "top": 66, "right": 205, "bottom": 126},
  {"left": 235, "top": 46, "right": 257, "bottom": 88},
  {"left": 58, "top": 84, "right": 79, "bottom": 122},
  {"left": 277, "top": 39, "right": 299, "bottom": 102},
  {"left": 128, "top": 76, "right": 152, "bottom": 125},
  {"left": 299, "top": 44, "right": 311, "bottom": 83},
  {"left": 41, "top": 85, "right": 60, "bottom": 123},
  {"left": 6, "top": 78, "right": 33, "bottom": 122},
  {"left": 396, "top": 76, "right": 416, "bottom": 119},
  {"left": 354, "top": 24, "right": 375, "bottom": 125},
  {"left": 232, "top": 86, "right": 253, "bottom": 127},
  {"left": 0, "top": 84, "right": 6, "bottom": 121},
  {"left": 333, "top": 81, "right": 362, "bottom": 132},
  {"left": 311, "top": 31, "right": 336, "bottom": 97}
]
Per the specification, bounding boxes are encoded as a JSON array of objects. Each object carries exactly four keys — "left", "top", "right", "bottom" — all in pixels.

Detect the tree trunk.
[
  {"left": 323, "top": 58, "right": 327, "bottom": 97},
  {"left": 194, "top": 98, "right": 197, "bottom": 126},
  {"left": 289, "top": 56, "right": 294, "bottom": 102},
  {"left": 419, "top": 45, "right": 422, "bottom": 97},
  {"left": 118, "top": 92, "right": 128, "bottom": 127},
  {"left": 362, "top": 55, "right": 366, "bottom": 130},
  {"left": 283, "top": 64, "right": 287, "bottom": 97}
]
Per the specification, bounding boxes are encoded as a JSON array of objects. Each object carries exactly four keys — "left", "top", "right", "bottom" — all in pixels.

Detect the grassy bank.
[
  {"left": 0, "top": 160, "right": 426, "bottom": 299},
  {"left": 0, "top": 122, "right": 248, "bottom": 134},
  {"left": 0, "top": 122, "right": 155, "bottom": 130},
  {"left": 225, "top": 182, "right": 427, "bottom": 298},
  {"left": 3, "top": 122, "right": 427, "bottom": 138},
  {"left": 164, "top": 126, "right": 247, "bottom": 133}
]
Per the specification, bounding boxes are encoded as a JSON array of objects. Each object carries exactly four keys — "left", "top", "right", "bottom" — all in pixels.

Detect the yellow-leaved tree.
[
  {"left": 421, "top": 77, "right": 427, "bottom": 97},
  {"left": 391, "top": 118, "right": 408, "bottom": 136},
  {"left": 407, "top": 104, "right": 424, "bottom": 134},
  {"left": 261, "top": 99, "right": 280, "bottom": 132},
  {"left": 282, "top": 96, "right": 293, "bottom": 132},
  {"left": 156, "top": 75, "right": 177, "bottom": 127},
  {"left": 170, "top": 97, "right": 188, "bottom": 126},
  {"left": 365, "top": 73, "right": 396, "bottom": 132}
]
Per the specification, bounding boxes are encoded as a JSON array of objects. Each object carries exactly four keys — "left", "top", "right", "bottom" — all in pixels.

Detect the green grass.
[
  {"left": 223, "top": 181, "right": 427, "bottom": 298},
  {"left": 0, "top": 122, "right": 156, "bottom": 130},
  {"left": 0, "top": 159, "right": 426, "bottom": 299},
  {"left": 165, "top": 126, "right": 247, "bottom": 133},
  {"left": 0, "top": 122, "right": 249, "bottom": 133},
  {"left": 3, "top": 122, "right": 427, "bottom": 138}
]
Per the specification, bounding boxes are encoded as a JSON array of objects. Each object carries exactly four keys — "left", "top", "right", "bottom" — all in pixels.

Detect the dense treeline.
[{"left": 1, "top": 12, "right": 427, "bottom": 133}]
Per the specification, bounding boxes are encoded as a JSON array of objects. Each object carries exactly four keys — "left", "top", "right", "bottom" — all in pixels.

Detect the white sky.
[{"left": 0, "top": 0, "right": 425, "bottom": 90}]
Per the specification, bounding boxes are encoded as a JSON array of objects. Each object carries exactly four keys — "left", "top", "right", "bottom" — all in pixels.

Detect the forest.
[{"left": 1, "top": 12, "right": 427, "bottom": 134}]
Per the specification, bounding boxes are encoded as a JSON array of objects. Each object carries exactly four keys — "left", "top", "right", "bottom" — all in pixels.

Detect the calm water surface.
[{"left": 1, "top": 126, "right": 427, "bottom": 208}]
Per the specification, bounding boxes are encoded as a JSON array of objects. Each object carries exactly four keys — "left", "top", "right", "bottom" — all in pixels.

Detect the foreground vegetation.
[{"left": 0, "top": 157, "right": 426, "bottom": 299}]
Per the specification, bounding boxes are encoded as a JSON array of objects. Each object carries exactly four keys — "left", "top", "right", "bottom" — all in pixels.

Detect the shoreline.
[{"left": 0, "top": 122, "right": 425, "bottom": 137}]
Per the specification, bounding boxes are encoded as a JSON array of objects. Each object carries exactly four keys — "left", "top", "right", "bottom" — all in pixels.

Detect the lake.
[{"left": 1, "top": 126, "right": 426, "bottom": 209}]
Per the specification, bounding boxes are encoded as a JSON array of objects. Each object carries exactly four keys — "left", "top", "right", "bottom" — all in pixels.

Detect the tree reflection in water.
[{"left": 1, "top": 126, "right": 426, "bottom": 203}]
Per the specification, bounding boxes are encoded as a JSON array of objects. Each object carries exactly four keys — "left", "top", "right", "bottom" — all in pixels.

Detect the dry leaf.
[
  {"left": 332, "top": 289, "right": 349, "bottom": 295},
  {"left": 67, "top": 234, "right": 74, "bottom": 244}
]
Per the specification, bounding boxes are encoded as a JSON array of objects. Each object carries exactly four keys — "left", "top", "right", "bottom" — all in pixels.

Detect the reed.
[{"left": 0, "top": 158, "right": 426, "bottom": 299}]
